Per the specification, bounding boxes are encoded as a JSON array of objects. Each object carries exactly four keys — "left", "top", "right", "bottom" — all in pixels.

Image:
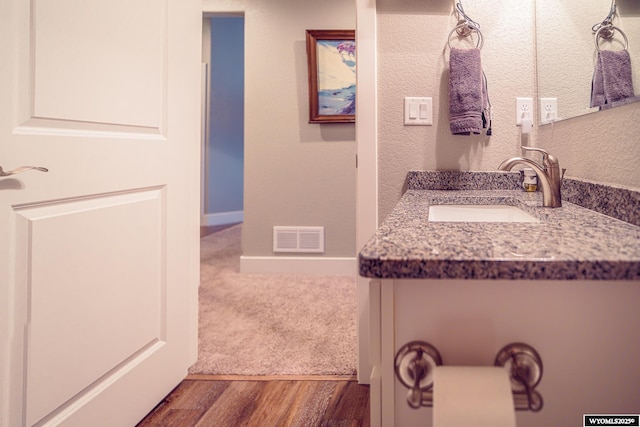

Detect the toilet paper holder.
[{"left": 394, "top": 341, "right": 543, "bottom": 412}]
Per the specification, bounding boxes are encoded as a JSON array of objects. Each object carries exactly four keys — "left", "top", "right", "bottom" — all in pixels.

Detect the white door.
[{"left": 0, "top": 0, "right": 201, "bottom": 426}]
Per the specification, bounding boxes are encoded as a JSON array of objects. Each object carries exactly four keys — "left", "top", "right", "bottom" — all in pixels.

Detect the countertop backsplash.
[
  {"left": 405, "top": 171, "right": 640, "bottom": 226},
  {"left": 561, "top": 177, "right": 640, "bottom": 227}
]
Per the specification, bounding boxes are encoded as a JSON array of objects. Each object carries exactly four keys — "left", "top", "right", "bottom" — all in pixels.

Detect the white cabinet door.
[{"left": 0, "top": 0, "right": 201, "bottom": 425}]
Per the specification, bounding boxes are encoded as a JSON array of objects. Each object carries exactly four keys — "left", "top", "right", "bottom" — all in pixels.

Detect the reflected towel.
[
  {"left": 590, "top": 49, "right": 635, "bottom": 108},
  {"left": 449, "top": 47, "right": 489, "bottom": 135}
]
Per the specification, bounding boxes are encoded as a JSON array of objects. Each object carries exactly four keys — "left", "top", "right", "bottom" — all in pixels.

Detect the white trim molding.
[
  {"left": 201, "top": 210, "right": 244, "bottom": 226},
  {"left": 356, "top": 0, "right": 378, "bottom": 385},
  {"left": 240, "top": 256, "right": 357, "bottom": 275}
]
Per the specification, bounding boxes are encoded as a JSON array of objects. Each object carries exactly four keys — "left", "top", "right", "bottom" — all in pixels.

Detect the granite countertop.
[{"left": 358, "top": 171, "right": 640, "bottom": 280}]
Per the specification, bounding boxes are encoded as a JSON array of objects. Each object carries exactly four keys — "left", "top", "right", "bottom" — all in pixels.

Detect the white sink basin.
[{"left": 428, "top": 204, "right": 540, "bottom": 223}]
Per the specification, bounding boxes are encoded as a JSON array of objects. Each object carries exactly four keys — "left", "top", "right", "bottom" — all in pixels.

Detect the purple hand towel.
[
  {"left": 590, "top": 49, "right": 635, "bottom": 108},
  {"left": 449, "top": 47, "right": 487, "bottom": 135}
]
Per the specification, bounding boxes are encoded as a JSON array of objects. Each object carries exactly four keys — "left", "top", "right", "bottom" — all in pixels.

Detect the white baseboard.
[
  {"left": 201, "top": 210, "right": 243, "bottom": 226},
  {"left": 240, "top": 255, "right": 357, "bottom": 275}
]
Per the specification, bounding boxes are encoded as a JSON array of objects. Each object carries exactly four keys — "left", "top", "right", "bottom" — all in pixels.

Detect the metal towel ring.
[
  {"left": 447, "top": 20, "right": 483, "bottom": 50},
  {"left": 594, "top": 24, "right": 629, "bottom": 52}
]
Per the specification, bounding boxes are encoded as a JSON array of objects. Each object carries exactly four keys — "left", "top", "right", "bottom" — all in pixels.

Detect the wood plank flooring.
[{"left": 137, "top": 377, "right": 370, "bottom": 427}]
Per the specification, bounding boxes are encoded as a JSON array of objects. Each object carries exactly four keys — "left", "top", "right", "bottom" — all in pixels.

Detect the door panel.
[
  {"left": 1, "top": 0, "right": 201, "bottom": 425},
  {"left": 15, "top": 189, "right": 165, "bottom": 425},
  {"left": 32, "top": 0, "right": 164, "bottom": 128}
]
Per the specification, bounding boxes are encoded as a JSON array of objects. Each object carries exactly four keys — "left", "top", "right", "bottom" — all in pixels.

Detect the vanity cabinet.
[{"left": 359, "top": 172, "right": 640, "bottom": 427}]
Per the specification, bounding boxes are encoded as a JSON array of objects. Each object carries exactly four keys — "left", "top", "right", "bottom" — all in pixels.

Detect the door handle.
[{"left": 0, "top": 165, "right": 49, "bottom": 177}]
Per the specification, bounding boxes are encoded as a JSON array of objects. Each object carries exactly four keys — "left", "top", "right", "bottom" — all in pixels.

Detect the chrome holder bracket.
[
  {"left": 494, "top": 342, "right": 544, "bottom": 412},
  {"left": 394, "top": 341, "right": 442, "bottom": 408},
  {"left": 394, "top": 341, "right": 544, "bottom": 412}
]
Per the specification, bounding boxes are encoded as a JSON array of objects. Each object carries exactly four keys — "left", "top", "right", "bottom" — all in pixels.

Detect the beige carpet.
[{"left": 188, "top": 224, "right": 357, "bottom": 376}]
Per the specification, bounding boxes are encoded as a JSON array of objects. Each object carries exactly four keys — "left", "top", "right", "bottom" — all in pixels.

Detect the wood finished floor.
[
  {"left": 154, "top": 225, "right": 370, "bottom": 425},
  {"left": 137, "top": 376, "right": 370, "bottom": 427}
]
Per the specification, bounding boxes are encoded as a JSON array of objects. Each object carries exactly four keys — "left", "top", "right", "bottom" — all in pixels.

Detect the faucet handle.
[{"left": 521, "top": 146, "right": 559, "bottom": 168}]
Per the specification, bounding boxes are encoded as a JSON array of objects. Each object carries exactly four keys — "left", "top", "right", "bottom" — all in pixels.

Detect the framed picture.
[{"left": 305, "top": 30, "right": 356, "bottom": 123}]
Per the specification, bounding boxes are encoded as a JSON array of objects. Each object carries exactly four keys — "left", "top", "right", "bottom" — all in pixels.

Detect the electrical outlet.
[
  {"left": 516, "top": 97, "right": 534, "bottom": 125},
  {"left": 540, "top": 97, "right": 558, "bottom": 124}
]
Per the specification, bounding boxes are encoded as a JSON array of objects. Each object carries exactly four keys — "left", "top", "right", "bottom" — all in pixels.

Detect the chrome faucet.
[{"left": 498, "top": 146, "right": 564, "bottom": 208}]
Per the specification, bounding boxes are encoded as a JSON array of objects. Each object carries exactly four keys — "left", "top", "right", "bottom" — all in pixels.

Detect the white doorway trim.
[{"left": 355, "top": 0, "right": 378, "bottom": 384}]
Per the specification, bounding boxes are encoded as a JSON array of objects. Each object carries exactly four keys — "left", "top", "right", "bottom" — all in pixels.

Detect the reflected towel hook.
[
  {"left": 448, "top": 1, "right": 484, "bottom": 50},
  {"left": 594, "top": 24, "right": 629, "bottom": 52},
  {"left": 448, "top": 22, "right": 483, "bottom": 50},
  {"left": 0, "top": 165, "right": 49, "bottom": 177},
  {"left": 455, "top": 1, "right": 481, "bottom": 32},
  {"left": 592, "top": 0, "right": 617, "bottom": 36}
]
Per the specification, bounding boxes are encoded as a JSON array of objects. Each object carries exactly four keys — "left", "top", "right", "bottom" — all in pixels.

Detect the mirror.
[{"left": 535, "top": 0, "right": 640, "bottom": 123}]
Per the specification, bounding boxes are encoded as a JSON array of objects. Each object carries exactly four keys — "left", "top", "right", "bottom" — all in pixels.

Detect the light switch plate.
[{"left": 404, "top": 97, "right": 432, "bottom": 125}]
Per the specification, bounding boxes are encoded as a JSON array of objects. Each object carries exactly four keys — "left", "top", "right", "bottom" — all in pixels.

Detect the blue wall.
[{"left": 206, "top": 16, "right": 244, "bottom": 215}]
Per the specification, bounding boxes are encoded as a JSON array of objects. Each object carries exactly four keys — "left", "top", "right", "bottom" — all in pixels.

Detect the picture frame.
[{"left": 305, "top": 30, "right": 356, "bottom": 123}]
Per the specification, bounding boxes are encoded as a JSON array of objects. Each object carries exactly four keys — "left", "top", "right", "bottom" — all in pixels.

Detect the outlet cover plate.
[
  {"left": 516, "top": 97, "right": 534, "bottom": 125},
  {"left": 540, "top": 97, "right": 558, "bottom": 124}
]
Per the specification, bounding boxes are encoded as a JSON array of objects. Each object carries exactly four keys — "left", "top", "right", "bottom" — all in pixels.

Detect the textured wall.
[
  {"left": 203, "top": 0, "right": 357, "bottom": 258},
  {"left": 242, "top": 0, "right": 356, "bottom": 258},
  {"left": 206, "top": 17, "right": 244, "bottom": 215},
  {"left": 377, "top": 0, "right": 536, "bottom": 221},
  {"left": 536, "top": 0, "right": 640, "bottom": 121},
  {"left": 199, "top": 0, "right": 640, "bottom": 259},
  {"left": 376, "top": 0, "right": 640, "bottom": 222},
  {"left": 539, "top": 102, "right": 640, "bottom": 188},
  {"left": 535, "top": 0, "right": 640, "bottom": 190}
]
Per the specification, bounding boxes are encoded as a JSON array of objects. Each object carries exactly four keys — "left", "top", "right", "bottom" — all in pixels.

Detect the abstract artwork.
[{"left": 306, "top": 30, "right": 356, "bottom": 123}]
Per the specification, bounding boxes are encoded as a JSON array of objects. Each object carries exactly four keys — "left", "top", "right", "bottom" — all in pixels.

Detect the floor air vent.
[{"left": 273, "top": 226, "right": 324, "bottom": 253}]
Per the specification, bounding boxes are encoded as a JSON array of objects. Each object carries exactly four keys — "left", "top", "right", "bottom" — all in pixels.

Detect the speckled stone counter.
[{"left": 359, "top": 171, "right": 640, "bottom": 280}]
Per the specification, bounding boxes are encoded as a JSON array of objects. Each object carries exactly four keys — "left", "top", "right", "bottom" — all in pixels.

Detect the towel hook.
[
  {"left": 592, "top": 0, "right": 617, "bottom": 39},
  {"left": 591, "top": 0, "right": 629, "bottom": 52},
  {"left": 455, "top": 1, "right": 481, "bottom": 33}
]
